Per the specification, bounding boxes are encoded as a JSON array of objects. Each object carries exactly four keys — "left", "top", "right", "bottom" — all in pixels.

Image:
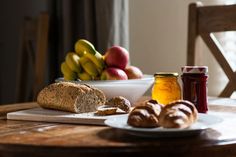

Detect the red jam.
[{"left": 181, "top": 66, "right": 208, "bottom": 113}]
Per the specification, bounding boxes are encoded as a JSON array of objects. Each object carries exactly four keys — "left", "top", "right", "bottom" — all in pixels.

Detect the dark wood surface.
[
  {"left": 186, "top": 2, "right": 236, "bottom": 97},
  {"left": 0, "top": 98, "right": 236, "bottom": 157}
]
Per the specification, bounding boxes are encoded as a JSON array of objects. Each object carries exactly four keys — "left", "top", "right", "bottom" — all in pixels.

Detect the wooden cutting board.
[{"left": 7, "top": 107, "right": 126, "bottom": 125}]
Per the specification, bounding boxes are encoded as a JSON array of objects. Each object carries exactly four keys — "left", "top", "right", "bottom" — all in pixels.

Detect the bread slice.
[{"left": 37, "top": 82, "right": 106, "bottom": 113}]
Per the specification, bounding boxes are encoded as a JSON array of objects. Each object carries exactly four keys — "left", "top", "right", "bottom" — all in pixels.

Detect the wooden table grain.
[{"left": 0, "top": 97, "right": 236, "bottom": 157}]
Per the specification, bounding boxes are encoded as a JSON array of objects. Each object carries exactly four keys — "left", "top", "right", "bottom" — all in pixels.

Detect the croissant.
[
  {"left": 127, "top": 100, "right": 163, "bottom": 128},
  {"left": 159, "top": 100, "right": 198, "bottom": 128}
]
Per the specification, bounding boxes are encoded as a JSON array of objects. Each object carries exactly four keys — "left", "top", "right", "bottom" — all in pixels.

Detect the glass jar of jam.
[
  {"left": 152, "top": 72, "right": 181, "bottom": 105},
  {"left": 181, "top": 66, "right": 208, "bottom": 113}
]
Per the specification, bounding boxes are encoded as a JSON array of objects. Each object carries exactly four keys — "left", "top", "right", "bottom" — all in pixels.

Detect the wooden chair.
[
  {"left": 16, "top": 12, "right": 49, "bottom": 102},
  {"left": 187, "top": 2, "right": 236, "bottom": 97}
]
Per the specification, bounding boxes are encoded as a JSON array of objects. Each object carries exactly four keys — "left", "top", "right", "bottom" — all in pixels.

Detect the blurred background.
[{"left": 0, "top": 0, "right": 235, "bottom": 104}]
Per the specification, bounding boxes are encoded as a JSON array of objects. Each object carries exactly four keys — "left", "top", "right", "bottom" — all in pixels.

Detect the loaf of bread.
[
  {"left": 37, "top": 82, "right": 106, "bottom": 113},
  {"left": 127, "top": 100, "right": 163, "bottom": 128},
  {"left": 159, "top": 100, "right": 198, "bottom": 128}
]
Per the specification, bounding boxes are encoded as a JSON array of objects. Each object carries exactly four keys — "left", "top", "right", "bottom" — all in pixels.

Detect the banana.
[
  {"left": 65, "top": 52, "right": 81, "bottom": 73},
  {"left": 78, "top": 71, "right": 92, "bottom": 81},
  {"left": 63, "top": 74, "right": 77, "bottom": 81},
  {"left": 74, "top": 39, "right": 96, "bottom": 56},
  {"left": 83, "top": 51, "right": 105, "bottom": 73},
  {"left": 79, "top": 57, "right": 99, "bottom": 77},
  {"left": 61, "top": 62, "right": 77, "bottom": 80}
]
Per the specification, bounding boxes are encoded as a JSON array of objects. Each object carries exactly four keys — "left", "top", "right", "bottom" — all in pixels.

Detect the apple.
[
  {"left": 100, "top": 67, "right": 128, "bottom": 80},
  {"left": 104, "top": 46, "right": 129, "bottom": 70},
  {"left": 124, "top": 65, "right": 143, "bottom": 79}
]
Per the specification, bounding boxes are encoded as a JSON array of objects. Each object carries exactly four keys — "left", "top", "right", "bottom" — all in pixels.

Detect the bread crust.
[
  {"left": 37, "top": 82, "right": 106, "bottom": 113},
  {"left": 105, "top": 96, "right": 131, "bottom": 113},
  {"left": 95, "top": 107, "right": 117, "bottom": 116}
]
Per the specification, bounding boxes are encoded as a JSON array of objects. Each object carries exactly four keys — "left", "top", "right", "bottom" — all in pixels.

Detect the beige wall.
[
  {"left": 129, "top": 0, "right": 229, "bottom": 96},
  {"left": 129, "top": 0, "right": 188, "bottom": 75}
]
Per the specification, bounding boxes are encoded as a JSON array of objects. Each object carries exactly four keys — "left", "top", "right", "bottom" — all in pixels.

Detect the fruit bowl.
[{"left": 55, "top": 74, "right": 154, "bottom": 105}]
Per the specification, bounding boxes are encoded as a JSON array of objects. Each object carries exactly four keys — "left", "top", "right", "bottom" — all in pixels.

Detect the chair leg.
[
  {"left": 33, "top": 12, "right": 49, "bottom": 100},
  {"left": 187, "top": 3, "right": 198, "bottom": 66},
  {"left": 16, "top": 42, "right": 29, "bottom": 102}
]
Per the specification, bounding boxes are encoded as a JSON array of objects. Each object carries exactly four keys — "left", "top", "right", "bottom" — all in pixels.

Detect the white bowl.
[{"left": 55, "top": 74, "right": 154, "bottom": 105}]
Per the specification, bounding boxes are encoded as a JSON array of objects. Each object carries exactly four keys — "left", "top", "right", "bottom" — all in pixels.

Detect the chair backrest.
[
  {"left": 187, "top": 2, "right": 236, "bottom": 97},
  {"left": 16, "top": 12, "right": 49, "bottom": 102}
]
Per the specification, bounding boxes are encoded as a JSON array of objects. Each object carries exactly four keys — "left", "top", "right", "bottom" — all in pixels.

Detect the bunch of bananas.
[{"left": 61, "top": 39, "right": 105, "bottom": 81}]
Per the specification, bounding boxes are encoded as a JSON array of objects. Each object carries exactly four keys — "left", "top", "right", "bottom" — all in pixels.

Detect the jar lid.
[
  {"left": 154, "top": 72, "right": 179, "bottom": 77},
  {"left": 181, "top": 66, "right": 208, "bottom": 74}
]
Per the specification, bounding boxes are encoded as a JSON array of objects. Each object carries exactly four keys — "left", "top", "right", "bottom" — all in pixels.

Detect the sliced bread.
[{"left": 37, "top": 82, "right": 106, "bottom": 113}]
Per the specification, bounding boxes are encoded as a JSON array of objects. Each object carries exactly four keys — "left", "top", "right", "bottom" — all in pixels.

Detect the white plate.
[{"left": 104, "top": 113, "right": 223, "bottom": 137}]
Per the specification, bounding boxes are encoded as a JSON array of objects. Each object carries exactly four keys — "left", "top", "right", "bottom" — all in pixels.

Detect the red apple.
[
  {"left": 104, "top": 46, "right": 129, "bottom": 70},
  {"left": 100, "top": 67, "right": 128, "bottom": 80},
  {"left": 124, "top": 66, "right": 143, "bottom": 79}
]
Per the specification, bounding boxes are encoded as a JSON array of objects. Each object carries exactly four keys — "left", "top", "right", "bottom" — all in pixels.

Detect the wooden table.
[{"left": 0, "top": 98, "right": 236, "bottom": 157}]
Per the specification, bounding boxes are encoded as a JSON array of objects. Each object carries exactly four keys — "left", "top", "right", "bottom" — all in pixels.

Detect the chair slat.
[
  {"left": 198, "top": 4, "right": 236, "bottom": 33},
  {"left": 219, "top": 81, "right": 236, "bottom": 97},
  {"left": 201, "top": 33, "right": 234, "bottom": 80}
]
